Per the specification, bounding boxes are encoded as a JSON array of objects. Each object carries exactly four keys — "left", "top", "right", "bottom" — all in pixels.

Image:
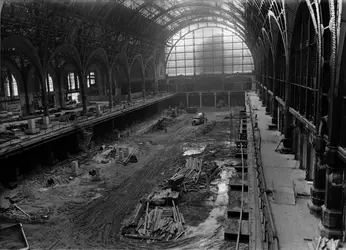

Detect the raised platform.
[{"left": 0, "top": 93, "right": 175, "bottom": 159}]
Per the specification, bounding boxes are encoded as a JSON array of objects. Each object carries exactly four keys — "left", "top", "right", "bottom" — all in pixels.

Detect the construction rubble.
[
  {"left": 308, "top": 236, "right": 345, "bottom": 250},
  {"left": 122, "top": 155, "right": 221, "bottom": 241},
  {"left": 93, "top": 144, "right": 138, "bottom": 165}
]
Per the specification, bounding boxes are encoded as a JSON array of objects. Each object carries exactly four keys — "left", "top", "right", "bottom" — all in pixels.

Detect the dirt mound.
[
  {"left": 150, "top": 117, "right": 177, "bottom": 132},
  {"left": 194, "top": 121, "right": 216, "bottom": 136}
]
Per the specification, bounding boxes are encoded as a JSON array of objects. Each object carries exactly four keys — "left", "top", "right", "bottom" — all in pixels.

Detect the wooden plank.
[
  {"left": 143, "top": 202, "right": 149, "bottom": 235},
  {"left": 307, "top": 242, "right": 314, "bottom": 250}
]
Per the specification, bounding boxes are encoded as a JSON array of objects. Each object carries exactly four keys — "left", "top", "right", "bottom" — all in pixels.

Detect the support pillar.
[
  {"left": 80, "top": 72, "right": 87, "bottom": 114},
  {"left": 108, "top": 69, "right": 113, "bottom": 109},
  {"left": 272, "top": 99, "right": 278, "bottom": 125},
  {"left": 21, "top": 64, "right": 30, "bottom": 115},
  {"left": 199, "top": 93, "right": 202, "bottom": 108},
  {"left": 266, "top": 93, "right": 271, "bottom": 113},
  {"left": 319, "top": 146, "right": 343, "bottom": 239},
  {"left": 283, "top": 109, "right": 294, "bottom": 148},
  {"left": 228, "top": 92, "right": 230, "bottom": 108},
  {"left": 39, "top": 69, "right": 49, "bottom": 116},
  {"left": 142, "top": 72, "right": 146, "bottom": 100},
  {"left": 128, "top": 78, "right": 132, "bottom": 102},
  {"left": 319, "top": 95, "right": 343, "bottom": 239},
  {"left": 309, "top": 134, "right": 327, "bottom": 217},
  {"left": 186, "top": 92, "right": 189, "bottom": 107},
  {"left": 214, "top": 92, "right": 217, "bottom": 108}
]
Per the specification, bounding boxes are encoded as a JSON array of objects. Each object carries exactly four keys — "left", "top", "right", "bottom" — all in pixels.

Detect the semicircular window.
[{"left": 166, "top": 27, "right": 254, "bottom": 76}]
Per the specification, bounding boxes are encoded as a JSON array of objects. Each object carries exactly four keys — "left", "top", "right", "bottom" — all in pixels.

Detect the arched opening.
[
  {"left": 1, "top": 48, "right": 43, "bottom": 116},
  {"left": 129, "top": 57, "right": 144, "bottom": 100},
  {"left": 320, "top": 0, "right": 331, "bottom": 119},
  {"left": 85, "top": 63, "right": 104, "bottom": 100},
  {"left": 337, "top": 26, "right": 346, "bottom": 148},
  {"left": 267, "top": 48, "right": 274, "bottom": 93},
  {"left": 275, "top": 32, "right": 286, "bottom": 132},
  {"left": 112, "top": 52, "right": 130, "bottom": 102},
  {"left": 45, "top": 67, "right": 58, "bottom": 110},
  {"left": 289, "top": 2, "right": 318, "bottom": 123},
  {"left": 85, "top": 48, "right": 110, "bottom": 103},
  {"left": 62, "top": 64, "right": 82, "bottom": 106},
  {"left": 144, "top": 62, "right": 156, "bottom": 95},
  {"left": 275, "top": 34, "right": 286, "bottom": 101},
  {"left": 166, "top": 27, "right": 254, "bottom": 77},
  {"left": 116, "top": 63, "right": 130, "bottom": 101},
  {"left": 0, "top": 67, "right": 21, "bottom": 118}
]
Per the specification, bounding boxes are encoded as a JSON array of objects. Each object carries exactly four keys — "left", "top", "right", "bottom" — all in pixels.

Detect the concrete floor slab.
[
  {"left": 273, "top": 185, "right": 296, "bottom": 205},
  {"left": 248, "top": 92, "right": 319, "bottom": 250}
]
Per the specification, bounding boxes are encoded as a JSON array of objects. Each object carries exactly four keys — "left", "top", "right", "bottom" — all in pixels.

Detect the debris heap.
[
  {"left": 168, "top": 157, "right": 203, "bottom": 190},
  {"left": 312, "top": 236, "right": 342, "bottom": 250},
  {"left": 122, "top": 156, "right": 222, "bottom": 242},
  {"left": 122, "top": 200, "right": 185, "bottom": 241},
  {"left": 160, "top": 157, "right": 220, "bottom": 193},
  {"left": 151, "top": 117, "right": 174, "bottom": 131}
]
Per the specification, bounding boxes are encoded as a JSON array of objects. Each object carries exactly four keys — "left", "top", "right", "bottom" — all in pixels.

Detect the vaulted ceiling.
[{"left": 1, "top": 0, "right": 274, "bottom": 64}]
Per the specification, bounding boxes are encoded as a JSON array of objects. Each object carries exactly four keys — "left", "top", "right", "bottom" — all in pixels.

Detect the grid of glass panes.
[
  {"left": 87, "top": 72, "right": 96, "bottom": 88},
  {"left": 68, "top": 73, "right": 79, "bottom": 91},
  {"left": 4, "top": 74, "right": 18, "bottom": 97},
  {"left": 167, "top": 27, "right": 253, "bottom": 76},
  {"left": 46, "top": 74, "right": 54, "bottom": 92}
]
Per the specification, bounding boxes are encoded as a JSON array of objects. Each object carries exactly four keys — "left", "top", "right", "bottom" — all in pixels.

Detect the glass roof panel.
[
  {"left": 169, "top": 22, "right": 245, "bottom": 42},
  {"left": 122, "top": 0, "right": 144, "bottom": 9},
  {"left": 135, "top": 0, "right": 246, "bottom": 28},
  {"left": 119, "top": 0, "right": 258, "bottom": 44}
]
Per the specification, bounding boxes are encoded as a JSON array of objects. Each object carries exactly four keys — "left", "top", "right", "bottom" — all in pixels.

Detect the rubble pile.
[
  {"left": 312, "top": 236, "right": 343, "bottom": 250},
  {"left": 150, "top": 117, "right": 175, "bottom": 132},
  {"left": 93, "top": 145, "right": 138, "bottom": 165},
  {"left": 160, "top": 157, "right": 220, "bottom": 193},
  {"left": 194, "top": 121, "right": 216, "bottom": 136},
  {"left": 122, "top": 200, "right": 185, "bottom": 241},
  {"left": 122, "top": 155, "right": 223, "bottom": 242},
  {"left": 167, "top": 157, "right": 203, "bottom": 189}
]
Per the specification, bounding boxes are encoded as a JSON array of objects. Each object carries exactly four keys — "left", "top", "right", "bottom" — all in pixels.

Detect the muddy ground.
[{"left": 0, "top": 107, "right": 246, "bottom": 250}]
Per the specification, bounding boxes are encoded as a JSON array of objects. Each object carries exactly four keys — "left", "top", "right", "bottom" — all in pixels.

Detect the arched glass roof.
[{"left": 119, "top": 0, "right": 256, "bottom": 42}]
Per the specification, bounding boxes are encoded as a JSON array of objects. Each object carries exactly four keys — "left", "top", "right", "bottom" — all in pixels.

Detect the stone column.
[
  {"left": 310, "top": 133, "right": 327, "bottom": 217},
  {"left": 142, "top": 72, "right": 146, "bottom": 100},
  {"left": 277, "top": 105, "right": 280, "bottom": 130},
  {"left": 108, "top": 69, "right": 113, "bottom": 109},
  {"left": 214, "top": 92, "right": 217, "bottom": 107},
  {"left": 272, "top": 98, "right": 278, "bottom": 125},
  {"left": 80, "top": 72, "right": 87, "bottom": 114},
  {"left": 128, "top": 78, "right": 132, "bottom": 102},
  {"left": 199, "top": 93, "right": 202, "bottom": 108},
  {"left": 319, "top": 94, "right": 343, "bottom": 238},
  {"left": 40, "top": 70, "right": 49, "bottom": 116},
  {"left": 266, "top": 91, "right": 271, "bottom": 113},
  {"left": 228, "top": 92, "right": 230, "bottom": 108},
  {"left": 319, "top": 146, "right": 343, "bottom": 238}
]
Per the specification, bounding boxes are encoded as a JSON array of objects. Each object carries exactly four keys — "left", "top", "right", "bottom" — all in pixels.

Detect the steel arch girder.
[{"left": 166, "top": 19, "right": 247, "bottom": 42}]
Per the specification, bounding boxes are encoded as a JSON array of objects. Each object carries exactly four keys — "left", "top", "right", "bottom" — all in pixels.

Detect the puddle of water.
[
  {"left": 90, "top": 193, "right": 102, "bottom": 200},
  {"left": 222, "top": 141, "right": 236, "bottom": 148},
  {"left": 215, "top": 158, "right": 241, "bottom": 167},
  {"left": 178, "top": 166, "right": 236, "bottom": 249},
  {"left": 182, "top": 143, "right": 208, "bottom": 156}
]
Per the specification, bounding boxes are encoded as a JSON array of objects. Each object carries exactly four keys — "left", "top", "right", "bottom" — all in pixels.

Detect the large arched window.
[
  {"left": 46, "top": 74, "right": 54, "bottom": 93},
  {"left": 289, "top": 4, "right": 318, "bottom": 123},
  {"left": 166, "top": 27, "right": 254, "bottom": 76},
  {"left": 3, "top": 73, "right": 18, "bottom": 97}
]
